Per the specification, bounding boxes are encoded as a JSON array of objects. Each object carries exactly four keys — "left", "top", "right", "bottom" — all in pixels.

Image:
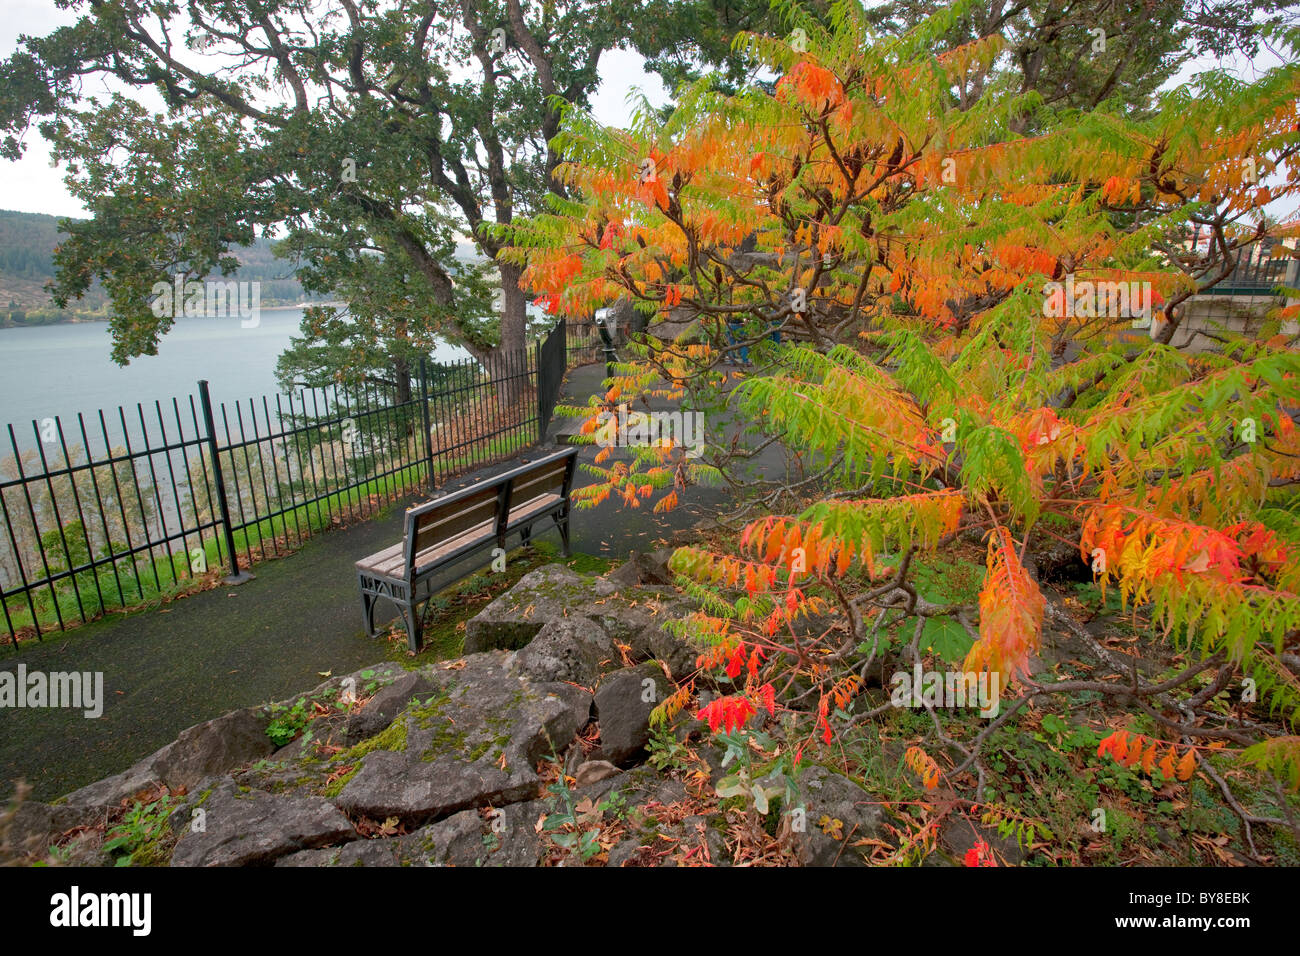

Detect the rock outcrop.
[{"left": 5, "top": 561, "right": 898, "bottom": 867}]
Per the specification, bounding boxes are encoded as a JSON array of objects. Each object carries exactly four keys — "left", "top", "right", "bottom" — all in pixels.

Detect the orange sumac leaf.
[
  {"left": 1141, "top": 745, "right": 1158, "bottom": 775},
  {"left": 904, "top": 746, "right": 941, "bottom": 791},
  {"left": 653, "top": 490, "right": 679, "bottom": 513},
  {"left": 1122, "top": 735, "right": 1145, "bottom": 769},
  {"left": 1097, "top": 730, "right": 1126, "bottom": 760},
  {"left": 963, "top": 528, "right": 1045, "bottom": 684},
  {"left": 1158, "top": 749, "right": 1176, "bottom": 779}
]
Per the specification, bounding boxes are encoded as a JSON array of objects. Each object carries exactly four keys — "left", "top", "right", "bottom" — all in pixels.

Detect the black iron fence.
[
  {"left": 565, "top": 319, "right": 605, "bottom": 365},
  {"left": 1188, "top": 228, "right": 1299, "bottom": 295},
  {"left": 0, "top": 320, "right": 568, "bottom": 646}
]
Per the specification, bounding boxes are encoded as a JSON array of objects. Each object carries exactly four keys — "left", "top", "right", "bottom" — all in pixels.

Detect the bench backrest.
[
  {"left": 404, "top": 484, "right": 502, "bottom": 573},
  {"left": 503, "top": 452, "right": 575, "bottom": 514},
  {"left": 402, "top": 447, "right": 578, "bottom": 577}
]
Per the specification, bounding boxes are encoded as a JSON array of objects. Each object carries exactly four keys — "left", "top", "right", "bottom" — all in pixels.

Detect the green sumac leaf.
[{"left": 921, "top": 615, "right": 972, "bottom": 663}]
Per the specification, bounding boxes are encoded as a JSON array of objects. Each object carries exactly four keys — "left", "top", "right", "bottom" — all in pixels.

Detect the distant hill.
[
  {"left": 0, "top": 210, "right": 99, "bottom": 320},
  {"left": 0, "top": 208, "right": 494, "bottom": 328},
  {"left": 0, "top": 209, "right": 326, "bottom": 326}
]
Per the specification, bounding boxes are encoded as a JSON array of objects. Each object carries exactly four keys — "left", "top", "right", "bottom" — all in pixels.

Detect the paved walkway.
[{"left": 1, "top": 362, "right": 779, "bottom": 801}]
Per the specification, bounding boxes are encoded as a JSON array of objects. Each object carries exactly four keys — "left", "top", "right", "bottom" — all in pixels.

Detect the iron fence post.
[
  {"left": 534, "top": 319, "right": 567, "bottom": 443},
  {"left": 419, "top": 358, "right": 434, "bottom": 490},
  {"left": 536, "top": 339, "right": 546, "bottom": 444},
  {"left": 198, "top": 380, "right": 253, "bottom": 584}
]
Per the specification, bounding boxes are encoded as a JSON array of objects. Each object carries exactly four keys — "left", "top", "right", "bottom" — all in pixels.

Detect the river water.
[{"left": 0, "top": 308, "right": 470, "bottom": 453}]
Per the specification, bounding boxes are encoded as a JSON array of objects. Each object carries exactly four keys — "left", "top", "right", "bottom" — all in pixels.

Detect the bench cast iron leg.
[
  {"left": 397, "top": 599, "right": 423, "bottom": 654},
  {"left": 358, "top": 574, "right": 377, "bottom": 638},
  {"left": 556, "top": 509, "right": 571, "bottom": 558}
]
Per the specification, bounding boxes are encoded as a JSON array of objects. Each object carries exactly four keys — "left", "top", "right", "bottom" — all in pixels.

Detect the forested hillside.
[{"left": 0, "top": 209, "right": 318, "bottom": 324}]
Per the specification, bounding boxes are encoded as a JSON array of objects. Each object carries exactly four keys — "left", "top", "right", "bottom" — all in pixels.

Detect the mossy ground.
[
  {"left": 375, "top": 541, "right": 612, "bottom": 669},
  {"left": 236, "top": 545, "right": 612, "bottom": 803}
]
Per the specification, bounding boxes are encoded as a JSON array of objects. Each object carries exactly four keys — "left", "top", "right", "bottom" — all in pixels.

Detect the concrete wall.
[{"left": 1165, "top": 257, "right": 1299, "bottom": 350}]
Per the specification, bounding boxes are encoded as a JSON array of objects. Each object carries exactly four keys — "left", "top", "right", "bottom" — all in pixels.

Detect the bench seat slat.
[
  {"left": 355, "top": 540, "right": 404, "bottom": 575},
  {"left": 356, "top": 519, "right": 498, "bottom": 579},
  {"left": 358, "top": 495, "right": 561, "bottom": 579}
]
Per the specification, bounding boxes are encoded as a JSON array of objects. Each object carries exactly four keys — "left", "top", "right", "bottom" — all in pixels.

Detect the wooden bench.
[{"left": 355, "top": 446, "right": 579, "bottom": 652}]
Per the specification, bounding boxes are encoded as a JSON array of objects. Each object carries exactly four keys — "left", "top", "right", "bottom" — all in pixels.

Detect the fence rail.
[{"left": 0, "top": 320, "right": 568, "bottom": 646}]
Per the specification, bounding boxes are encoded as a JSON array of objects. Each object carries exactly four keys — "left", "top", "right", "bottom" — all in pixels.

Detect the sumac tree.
[{"left": 505, "top": 0, "right": 1300, "bottom": 855}]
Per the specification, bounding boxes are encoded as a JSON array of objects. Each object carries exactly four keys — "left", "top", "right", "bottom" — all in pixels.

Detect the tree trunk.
[
  {"left": 391, "top": 353, "right": 417, "bottom": 444},
  {"left": 393, "top": 353, "right": 411, "bottom": 405},
  {"left": 486, "top": 257, "right": 530, "bottom": 409},
  {"left": 497, "top": 258, "right": 528, "bottom": 354}
]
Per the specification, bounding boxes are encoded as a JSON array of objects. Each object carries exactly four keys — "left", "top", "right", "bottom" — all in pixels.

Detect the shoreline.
[{"left": 1, "top": 301, "right": 344, "bottom": 328}]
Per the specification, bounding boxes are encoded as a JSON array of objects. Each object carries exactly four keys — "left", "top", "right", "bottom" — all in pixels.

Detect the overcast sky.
[
  {"left": 0, "top": 2, "right": 1286, "bottom": 220},
  {"left": 0, "top": 1, "right": 672, "bottom": 218}
]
